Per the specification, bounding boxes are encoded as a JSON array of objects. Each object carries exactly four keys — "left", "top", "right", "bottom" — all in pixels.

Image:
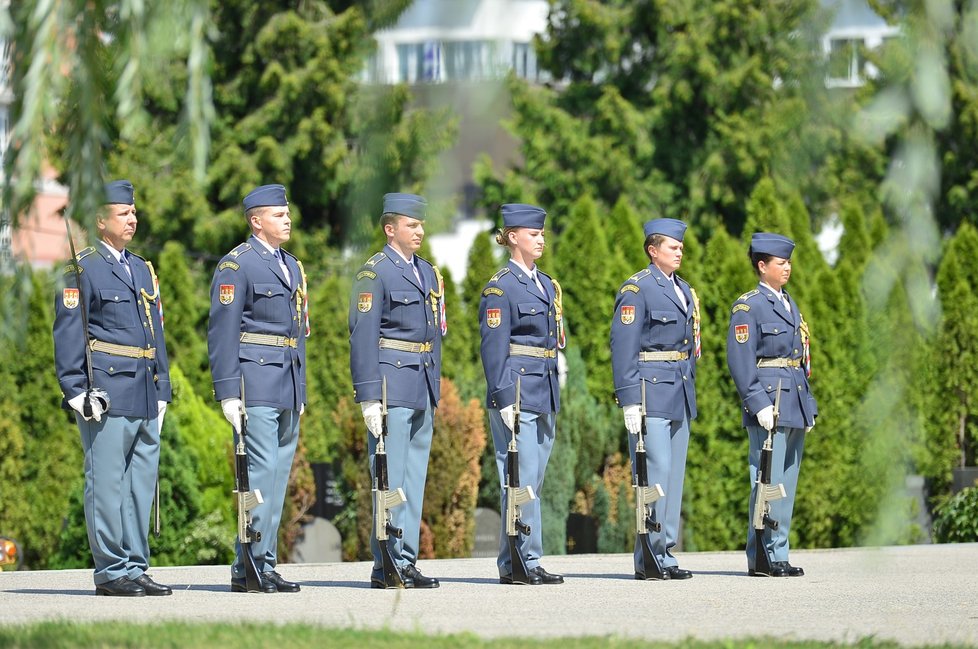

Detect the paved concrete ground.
[{"left": 1, "top": 544, "right": 976, "bottom": 646}]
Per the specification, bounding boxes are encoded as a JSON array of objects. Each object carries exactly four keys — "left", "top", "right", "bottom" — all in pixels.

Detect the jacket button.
[
  {"left": 767, "top": 385, "right": 772, "bottom": 390},
  {"left": 774, "top": 328, "right": 779, "bottom": 333},
  {"left": 549, "top": 331, "right": 553, "bottom": 336},
  {"left": 260, "top": 358, "right": 265, "bottom": 364},
  {"left": 114, "top": 296, "right": 119, "bottom": 301},
  {"left": 397, "top": 360, "right": 401, "bottom": 366},
  {"left": 109, "top": 367, "right": 114, "bottom": 372},
  {"left": 794, "top": 349, "right": 799, "bottom": 353},
  {"left": 428, "top": 321, "right": 432, "bottom": 326},
  {"left": 520, "top": 368, "right": 526, "bottom": 373},
  {"left": 661, "top": 317, "right": 667, "bottom": 322},
  {"left": 267, "top": 290, "right": 272, "bottom": 296},
  {"left": 684, "top": 339, "right": 688, "bottom": 344},
  {"left": 531, "top": 308, "right": 536, "bottom": 313},
  {"left": 652, "top": 378, "right": 657, "bottom": 383},
  {"left": 683, "top": 375, "right": 687, "bottom": 380},
  {"left": 404, "top": 298, "right": 409, "bottom": 303}
]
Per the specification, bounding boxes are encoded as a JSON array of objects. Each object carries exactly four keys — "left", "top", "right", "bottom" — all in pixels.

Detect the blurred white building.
[
  {"left": 822, "top": 0, "right": 900, "bottom": 88},
  {"left": 363, "top": 0, "right": 550, "bottom": 85}
]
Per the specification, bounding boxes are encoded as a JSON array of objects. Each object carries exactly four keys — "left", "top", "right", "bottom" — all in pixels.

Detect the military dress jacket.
[
  {"left": 349, "top": 244, "right": 442, "bottom": 411},
  {"left": 54, "top": 243, "right": 171, "bottom": 419},
  {"left": 479, "top": 261, "right": 560, "bottom": 415},
  {"left": 610, "top": 264, "right": 697, "bottom": 421},
  {"left": 725, "top": 284, "right": 817, "bottom": 429},
  {"left": 208, "top": 235, "right": 306, "bottom": 410}
]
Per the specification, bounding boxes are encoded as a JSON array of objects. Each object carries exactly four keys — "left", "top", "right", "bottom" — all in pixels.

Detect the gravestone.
[{"left": 292, "top": 516, "right": 342, "bottom": 563}]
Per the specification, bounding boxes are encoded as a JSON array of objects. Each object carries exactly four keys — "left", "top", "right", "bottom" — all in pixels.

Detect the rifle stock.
[
  {"left": 634, "top": 380, "right": 667, "bottom": 580},
  {"left": 751, "top": 379, "right": 786, "bottom": 576},
  {"left": 234, "top": 377, "right": 264, "bottom": 592},
  {"left": 505, "top": 377, "right": 535, "bottom": 584},
  {"left": 374, "top": 377, "right": 406, "bottom": 588}
]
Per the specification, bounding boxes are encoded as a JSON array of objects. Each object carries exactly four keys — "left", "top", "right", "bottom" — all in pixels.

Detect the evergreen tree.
[
  {"left": 933, "top": 223, "right": 978, "bottom": 474},
  {"left": 424, "top": 379, "right": 486, "bottom": 558},
  {"left": 156, "top": 242, "right": 210, "bottom": 398},
  {"left": 551, "top": 194, "right": 616, "bottom": 399}
]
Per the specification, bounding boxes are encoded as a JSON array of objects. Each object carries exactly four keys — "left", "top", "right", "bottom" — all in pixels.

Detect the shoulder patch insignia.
[
  {"left": 218, "top": 261, "right": 240, "bottom": 272},
  {"left": 357, "top": 292, "right": 373, "bottom": 312},
  {"left": 732, "top": 303, "right": 750, "bottom": 314},
  {"left": 356, "top": 270, "right": 377, "bottom": 281},
  {"left": 486, "top": 308, "right": 502, "bottom": 328},
  {"left": 483, "top": 287, "right": 504, "bottom": 297},
  {"left": 734, "top": 323, "right": 749, "bottom": 344},
  {"left": 228, "top": 243, "right": 252, "bottom": 258},
  {"left": 620, "top": 305, "right": 635, "bottom": 324},
  {"left": 490, "top": 267, "right": 511, "bottom": 283},
  {"left": 62, "top": 288, "right": 80, "bottom": 309},
  {"left": 75, "top": 246, "right": 96, "bottom": 262},
  {"left": 620, "top": 284, "right": 640, "bottom": 294},
  {"left": 63, "top": 263, "right": 83, "bottom": 275},
  {"left": 365, "top": 252, "right": 386, "bottom": 268},
  {"left": 628, "top": 268, "right": 651, "bottom": 282},
  {"left": 219, "top": 284, "right": 235, "bottom": 305},
  {"left": 738, "top": 289, "right": 760, "bottom": 301}
]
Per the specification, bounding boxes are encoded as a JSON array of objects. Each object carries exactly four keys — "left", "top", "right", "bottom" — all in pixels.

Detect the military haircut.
[{"left": 644, "top": 233, "right": 667, "bottom": 263}]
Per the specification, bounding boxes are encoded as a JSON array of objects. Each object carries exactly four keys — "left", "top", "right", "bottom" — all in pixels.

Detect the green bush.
[{"left": 933, "top": 487, "right": 978, "bottom": 543}]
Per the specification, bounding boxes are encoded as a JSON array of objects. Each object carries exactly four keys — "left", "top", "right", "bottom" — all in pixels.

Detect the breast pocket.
[
  {"left": 98, "top": 289, "right": 137, "bottom": 328},
  {"left": 650, "top": 310, "right": 678, "bottom": 327},
  {"left": 517, "top": 302, "right": 546, "bottom": 331},
  {"left": 240, "top": 345, "right": 285, "bottom": 367},
  {"left": 759, "top": 322, "right": 789, "bottom": 354},
  {"left": 390, "top": 290, "right": 422, "bottom": 325},
  {"left": 253, "top": 283, "right": 288, "bottom": 323}
]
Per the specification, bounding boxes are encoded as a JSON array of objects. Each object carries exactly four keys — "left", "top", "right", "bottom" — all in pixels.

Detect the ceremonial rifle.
[
  {"left": 374, "top": 377, "right": 407, "bottom": 588},
  {"left": 63, "top": 218, "right": 110, "bottom": 418},
  {"left": 751, "top": 379, "right": 787, "bottom": 577},
  {"left": 505, "top": 377, "right": 536, "bottom": 584},
  {"left": 634, "top": 379, "right": 666, "bottom": 580},
  {"left": 234, "top": 376, "right": 264, "bottom": 592}
]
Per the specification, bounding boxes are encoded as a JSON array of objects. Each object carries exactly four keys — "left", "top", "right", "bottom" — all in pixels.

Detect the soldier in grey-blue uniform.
[
  {"left": 349, "top": 193, "right": 444, "bottom": 589},
  {"left": 53, "top": 180, "right": 172, "bottom": 597},
  {"left": 208, "top": 184, "right": 308, "bottom": 594},
  {"left": 726, "top": 232, "right": 816, "bottom": 578},
  {"left": 479, "top": 203, "right": 565, "bottom": 585},
  {"left": 611, "top": 218, "right": 699, "bottom": 580}
]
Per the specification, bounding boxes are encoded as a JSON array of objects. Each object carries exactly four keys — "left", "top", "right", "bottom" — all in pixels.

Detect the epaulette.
[
  {"left": 228, "top": 242, "right": 252, "bottom": 258},
  {"left": 75, "top": 246, "right": 96, "bottom": 262},
  {"left": 127, "top": 250, "right": 146, "bottom": 262},
  {"left": 414, "top": 253, "right": 432, "bottom": 269},
  {"left": 364, "top": 252, "right": 386, "bottom": 268},
  {"left": 628, "top": 268, "right": 651, "bottom": 283},
  {"left": 490, "top": 267, "right": 511, "bottom": 283},
  {"left": 280, "top": 248, "right": 297, "bottom": 261},
  {"left": 738, "top": 288, "right": 760, "bottom": 301}
]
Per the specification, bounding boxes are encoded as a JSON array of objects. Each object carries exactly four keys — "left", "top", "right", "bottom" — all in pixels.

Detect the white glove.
[
  {"left": 68, "top": 392, "right": 104, "bottom": 422},
  {"left": 361, "top": 401, "right": 382, "bottom": 438},
  {"left": 157, "top": 401, "right": 167, "bottom": 435},
  {"left": 756, "top": 405, "right": 775, "bottom": 431},
  {"left": 805, "top": 421, "right": 814, "bottom": 433},
  {"left": 221, "top": 398, "right": 243, "bottom": 435},
  {"left": 299, "top": 403, "right": 305, "bottom": 416},
  {"left": 500, "top": 404, "right": 516, "bottom": 432},
  {"left": 623, "top": 404, "right": 642, "bottom": 435}
]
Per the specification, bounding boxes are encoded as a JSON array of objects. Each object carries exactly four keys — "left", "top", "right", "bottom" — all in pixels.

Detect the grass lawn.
[{"left": 0, "top": 623, "right": 971, "bottom": 649}]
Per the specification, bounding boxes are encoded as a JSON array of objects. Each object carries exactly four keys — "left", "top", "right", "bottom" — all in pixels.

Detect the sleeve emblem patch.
[
  {"left": 486, "top": 308, "right": 502, "bottom": 328},
  {"left": 357, "top": 292, "right": 373, "bottom": 312},
  {"left": 620, "top": 305, "right": 635, "bottom": 325},
  {"left": 219, "top": 284, "right": 235, "bottom": 305},
  {"left": 735, "top": 323, "right": 749, "bottom": 343},
  {"left": 62, "top": 288, "right": 79, "bottom": 309}
]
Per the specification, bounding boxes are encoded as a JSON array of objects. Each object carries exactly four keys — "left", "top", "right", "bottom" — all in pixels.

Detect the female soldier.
[
  {"left": 479, "top": 203, "right": 565, "bottom": 586},
  {"left": 726, "top": 232, "right": 816, "bottom": 578},
  {"left": 611, "top": 218, "right": 699, "bottom": 580}
]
